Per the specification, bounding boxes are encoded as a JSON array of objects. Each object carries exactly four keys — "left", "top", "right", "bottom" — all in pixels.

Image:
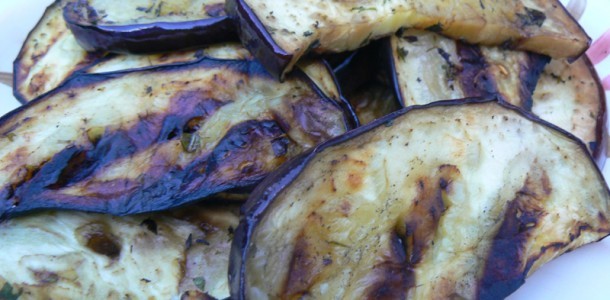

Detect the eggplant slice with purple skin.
[
  {"left": 63, "top": 0, "right": 235, "bottom": 54},
  {"left": 230, "top": 99, "right": 610, "bottom": 300},
  {"left": 13, "top": 0, "right": 246, "bottom": 103},
  {"left": 387, "top": 29, "right": 606, "bottom": 162},
  {"left": 0, "top": 203, "right": 238, "bottom": 299},
  {"left": 226, "top": 0, "right": 589, "bottom": 79},
  {"left": 0, "top": 49, "right": 356, "bottom": 220}
]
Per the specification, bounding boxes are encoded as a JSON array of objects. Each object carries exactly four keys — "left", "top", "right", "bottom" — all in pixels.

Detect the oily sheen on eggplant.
[
  {"left": 0, "top": 54, "right": 355, "bottom": 219},
  {"left": 230, "top": 99, "right": 610, "bottom": 300},
  {"left": 226, "top": 0, "right": 589, "bottom": 79},
  {"left": 63, "top": 0, "right": 235, "bottom": 53},
  {"left": 0, "top": 203, "right": 238, "bottom": 299}
]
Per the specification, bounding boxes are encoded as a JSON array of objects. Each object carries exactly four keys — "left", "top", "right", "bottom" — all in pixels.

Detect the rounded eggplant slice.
[
  {"left": 386, "top": 29, "right": 606, "bottom": 163},
  {"left": 63, "top": 0, "right": 236, "bottom": 54},
  {"left": 532, "top": 56, "right": 607, "bottom": 166},
  {"left": 230, "top": 99, "right": 610, "bottom": 300},
  {"left": 0, "top": 53, "right": 356, "bottom": 219},
  {"left": 0, "top": 203, "right": 239, "bottom": 299}
]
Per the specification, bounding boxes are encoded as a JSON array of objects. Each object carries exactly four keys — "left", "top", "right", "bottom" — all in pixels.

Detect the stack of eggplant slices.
[{"left": 0, "top": 0, "right": 608, "bottom": 299}]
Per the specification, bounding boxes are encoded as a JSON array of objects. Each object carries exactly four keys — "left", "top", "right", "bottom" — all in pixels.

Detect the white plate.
[{"left": 0, "top": 1, "right": 609, "bottom": 299}]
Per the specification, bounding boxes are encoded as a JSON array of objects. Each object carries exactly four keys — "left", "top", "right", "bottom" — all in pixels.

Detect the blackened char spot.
[
  {"left": 518, "top": 53, "right": 550, "bottom": 110},
  {"left": 366, "top": 165, "right": 460, "bottom": 298},
  {"left": 365, "top": 232, "right": 411, "bottom": 300},
  {"left": 477, "top": 169, "right": 550, "bottom": 300},
  {"left": 456, "top": 43, "right": 497, "bottom": 98}
]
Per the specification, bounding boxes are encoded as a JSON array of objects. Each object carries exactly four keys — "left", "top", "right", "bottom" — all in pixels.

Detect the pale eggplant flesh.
[
  {"left": 63, "top": 0, "right": 236, "bottom": 54},
  {"left": 230, "top": 99, "right": 610, "bottom": 300},
  {"left": 0, "top": 51, "right": 355, "bottom": 220},
  {"left": 226, "top": 0, "right": 589, "bottom": 79},
  {"left": 0, "top": 203, "right": 239, "bottom": 299},
  {"left": 387, "top": 29, "right": 606, "bottom": 162}
]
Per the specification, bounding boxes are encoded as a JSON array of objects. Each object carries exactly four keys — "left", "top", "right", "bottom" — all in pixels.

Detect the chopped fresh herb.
[
  {"left": 396, "top": 47, "right": 409, "bottom": 61},
  {"left": 193, "top": 277, "right": 206, "bottom": 291},
  {"left": 303, "top": 30, "right": 313, "bottom": 37},
  {"left": 181, "top": 133, "right": 201, "bottom": 153},
  {"left": 351, "top": 6, "right": 377, "bottom": 13},
  {"left": 425, "top": 22, "right": 444, "bottom": 33},
  {"left": 0, "top": 282, "right": 21, "bottom": 300}
]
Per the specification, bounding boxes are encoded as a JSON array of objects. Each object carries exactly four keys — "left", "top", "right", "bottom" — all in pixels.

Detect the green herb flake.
[
  {"left": 351, "top": 6, "right": 377, "bottom": 13},
  {"left": 0, "top": 282, "right": 21, "bottom": 300},
  {"left": 193, "top": 277, "right": 206, "bottom": 291},
  {"left": 181, "top": 133, "right": 201, "bottom": 153},
  {"left": 396, "top": 47, "right": 409, "bottom": 61}
]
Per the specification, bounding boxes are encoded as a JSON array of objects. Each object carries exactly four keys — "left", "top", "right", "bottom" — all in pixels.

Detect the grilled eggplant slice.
[
  {"left": 13, "top": 0, "right": 105, "bottom": 103},
  {"left": 532, "top": 56, "right": 607, "bottom": 165},
  {"left": 387, "top": 29, "right": 606, "bottom": 161},
  {"left": 0, "top": 203, "right": 238, "bottom": 299},
  {"left": 0, "top": 53, "right": 355, "bottom": 219},
  {"left": 230, "top": 99, "right": 610, "bottom": 300},
  {"left": 226, "top": 0, "right": 589, "bottom": 79},
  {"left": 388, "top": 29, "right": 549, "bottom": 108},
  {"left": 345, "top": 80, "right": 400, "bottom": 125},
  {"left": 63, "top": 0, "right": 235, "bottom": 53}
]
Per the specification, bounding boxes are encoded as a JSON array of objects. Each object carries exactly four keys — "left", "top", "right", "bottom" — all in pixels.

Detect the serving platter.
[{"left": 0, "top": 0, "right": 609, "bottom": 299}]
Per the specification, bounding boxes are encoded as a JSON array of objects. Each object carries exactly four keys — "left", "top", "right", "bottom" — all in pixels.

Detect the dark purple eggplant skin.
[
  {"left": 228, "top": 97, "right": 607, "bottom": 300},
  {"left": 0, "top": 57, "right": 357, "bottom": 221},
  {"left": 63, "top": 2, "right": 237, "bottom": 54},
  {"left": 225, "top": 0, "right": 292, "bottom": 80}
]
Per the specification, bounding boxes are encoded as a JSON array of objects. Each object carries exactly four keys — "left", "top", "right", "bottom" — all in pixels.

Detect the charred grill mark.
[
  {"left": 366, "top": 165, "right": 460, "bottom": 298},
  {"left": 478, "top": 168, "right": 551, "bottom": 300},
  {"left": 456, "top": 43, "right": 497, "bottom": 98},
  {"left": 282, "top": 234, "right": 322, "bottom": 297},
  {"left": 6, "top": 95, "right": 227, "bottom": 202},
  {"left": 365, "top": 232, "right": 411, "bottom": 300},
  {"left": 518, "top": 53, "right": 550, "bottom": 110},
  {"left": 2, "top": 118, "right": 291, "bottom": 216}
]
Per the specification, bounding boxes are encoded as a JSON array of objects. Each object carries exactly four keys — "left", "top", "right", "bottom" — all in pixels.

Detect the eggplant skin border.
[
  {"left": 62, "top": 1, "right": 237, "bottom": 54},
  {"left": 228, "top": 97, "right": 609, "bottom": 300}
]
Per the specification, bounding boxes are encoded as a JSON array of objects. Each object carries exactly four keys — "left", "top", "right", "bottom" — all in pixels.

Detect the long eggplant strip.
[
  {"left": 230, "top": 99, "right": 610, "bottom": 300},
  {"left": 0, "top": 55, "right": 354, "bottom": 219},
  {"left": 226, "top": 0, "right": 589, "bottom": 79}
]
